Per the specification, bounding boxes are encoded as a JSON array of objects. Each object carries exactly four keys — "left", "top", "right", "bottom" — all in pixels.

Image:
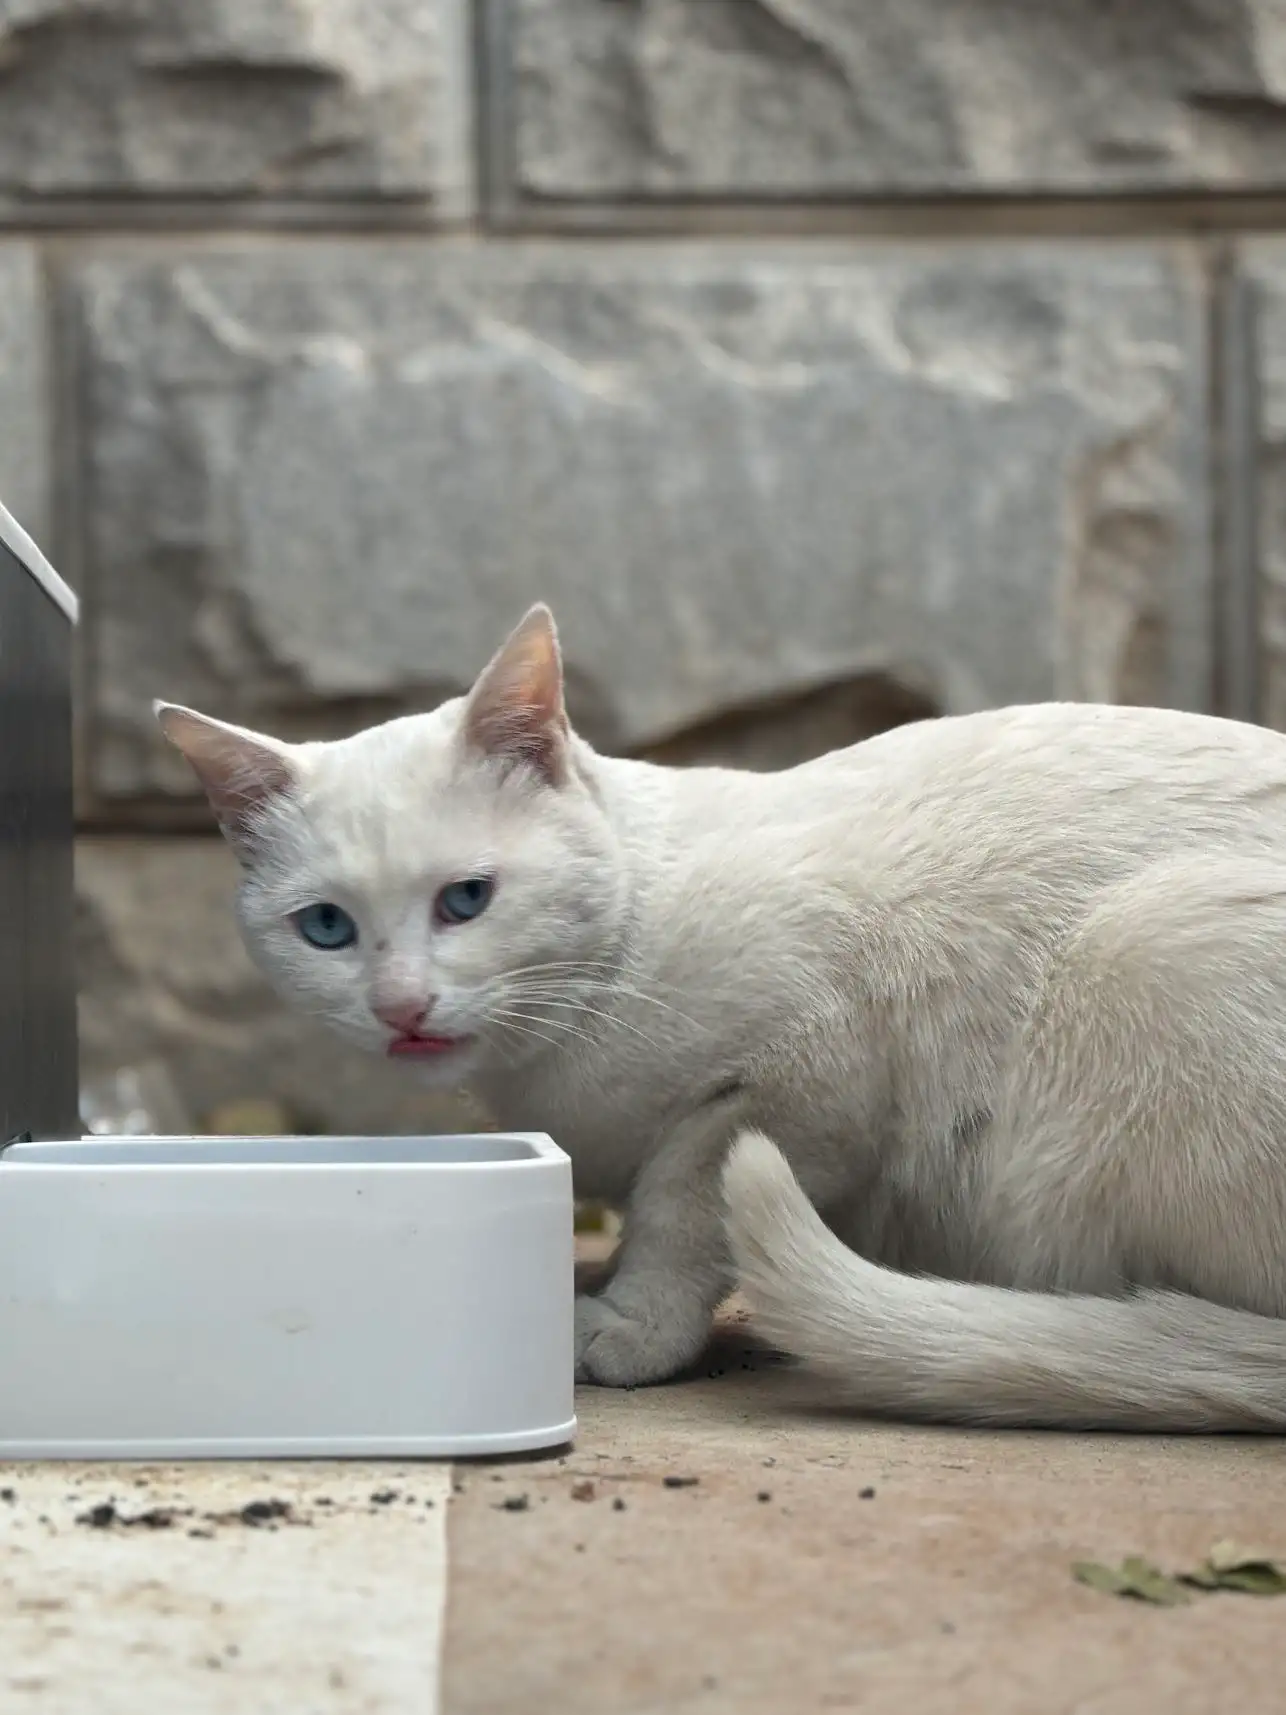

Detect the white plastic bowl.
[{"left": 0, "top": 1132, "right": 575, "bottom": 1460}]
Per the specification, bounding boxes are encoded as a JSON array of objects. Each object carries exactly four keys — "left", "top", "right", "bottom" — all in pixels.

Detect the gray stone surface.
[
  {"left": 72, "top": 242, "right": 1211, "bottom": 801},
  {"left": 1239, "top": 243, "right": 1286, "bottom": 731},
  {"left": 76, "top": 838, "right": 479, "bottom": 1135},
  {"left": 0, "top": 244, "right": 47, "bottom": 539},
  {"left": 512, "top": 0, "right": 1286, "bottom": 200},
  {"left": 0, "top": 0, "right": 444, "bottom": 197}
]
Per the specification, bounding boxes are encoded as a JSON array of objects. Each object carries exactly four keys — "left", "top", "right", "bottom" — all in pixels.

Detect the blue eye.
[
  {"left": 293, "top": 902, "right": 358, "bottom": 950},
  {"left": 435, "top": 876, "right": 495, "bottom": 925}
]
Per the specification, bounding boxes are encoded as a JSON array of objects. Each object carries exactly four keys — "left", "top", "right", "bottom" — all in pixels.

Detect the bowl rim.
[{"left": 0, "top": 1131, "right": 565, "bottom": 1171}]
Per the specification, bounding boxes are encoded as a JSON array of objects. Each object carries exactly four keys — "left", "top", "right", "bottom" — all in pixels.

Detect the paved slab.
[
  {"left": 443, "top": 1306, "right": 1286, "bottom": 1715},
  {"left": 6, "top": 1272, "right": 1282, "bottom": 1713},
  {"left": 0, "top": 1462, "right": 451, "bottom": 1713}
]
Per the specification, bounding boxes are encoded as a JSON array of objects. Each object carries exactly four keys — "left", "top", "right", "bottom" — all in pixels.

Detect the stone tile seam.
[{"left": 10, "top": 199, "right": 1286, "bottom": 240}]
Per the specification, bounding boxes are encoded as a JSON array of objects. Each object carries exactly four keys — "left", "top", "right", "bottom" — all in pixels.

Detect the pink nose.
[{"left": 373, "top": 998, "right": 432, "bottom": 1034}]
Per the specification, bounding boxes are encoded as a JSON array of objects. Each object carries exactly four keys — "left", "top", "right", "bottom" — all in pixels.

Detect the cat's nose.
[{"left": 372, "top": 998, "right": 434, "bottom": 1034}]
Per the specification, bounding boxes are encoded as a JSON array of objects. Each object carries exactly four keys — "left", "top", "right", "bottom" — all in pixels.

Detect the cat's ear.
[
  {"left": 462, "top": 604, "right": 568, "bottom": 785},
  {"left": 154, "top": 702, "right": 297, "bottom": 854}
]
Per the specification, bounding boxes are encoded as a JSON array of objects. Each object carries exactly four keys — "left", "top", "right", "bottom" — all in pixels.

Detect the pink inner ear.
[
  {"left": 466, "top": 687, "right": 566, "bottom": 784},
  {"left": 158, "top": 707, "right": 295, "bottom": 842},
  {"left": 194, "top": 744, "right": 295, "bottom": 852},
  {"left": 464, "top": 609, "right": 568, "bottom": 783},
  {"left": 205, "top": 747, "right": 293, "bottom": 823}
]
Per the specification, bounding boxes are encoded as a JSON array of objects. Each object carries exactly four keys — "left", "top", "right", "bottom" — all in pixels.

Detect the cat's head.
[{"left": 155, "top": 605, "right": 627, "bottom": 1085}]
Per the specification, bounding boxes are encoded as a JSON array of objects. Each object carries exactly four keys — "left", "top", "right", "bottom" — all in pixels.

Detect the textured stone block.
[
  {"left": 0, "top": 0, "right": 446, "bottom": 197},
  {"left": 511, "top": 0, "right": 1286, "bottom": 200},
  {"left": 72, "top": 241, "right": 1211, "bottom": 800},
  {"left": 76, "top": 837, "right": 478, "bottom": 1135},
  {"left": 0, "top": 244, "right": 48, "bottom": 538}
]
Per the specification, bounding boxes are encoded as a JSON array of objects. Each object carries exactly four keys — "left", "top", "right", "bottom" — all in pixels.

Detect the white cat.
[{"left": 157, "top": 605, "right": 1286, "bottom": 1430}]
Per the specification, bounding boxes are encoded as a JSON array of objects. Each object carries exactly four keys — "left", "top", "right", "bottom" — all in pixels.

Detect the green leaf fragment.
[
  {"left": 1208, "top": 1539, "right": 1286, "bottom": 1576},
  {"left": 1073, "top": 1561, "right": 1129, "bottom": 1595},
  {"left": 1077, "top": 1542, "right": 1286, "bottom": 1603},
  {"left": 1213, "top": 1566, "right": 1286, "bottom": 1595},
  {"left": 1192, "top": 1543, "right": 1286, "bottom": 1595},
  {"left": 1073, "top": 1558, "right": 1191, "bottom": 1606}
]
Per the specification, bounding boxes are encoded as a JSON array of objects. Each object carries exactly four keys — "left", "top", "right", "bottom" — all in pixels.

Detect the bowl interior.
[{"left": 0, "top": 1134, "right": 545, "bottom": 1167}]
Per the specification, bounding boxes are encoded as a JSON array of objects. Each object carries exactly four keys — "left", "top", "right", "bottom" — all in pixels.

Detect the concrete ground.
[
  {"left": 444, "top": 1306, "right": 1286, "bottom": 1715},
  {"left": 4, "top": 1249, "right": 1285, "bottom": 1713}
]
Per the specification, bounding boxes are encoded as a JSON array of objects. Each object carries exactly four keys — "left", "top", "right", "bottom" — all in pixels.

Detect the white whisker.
[
  {"left": 483, "top": 1011, "right": 582, "bottom": 1056},
  {"left": 486, "top": 1005, "right": 604, "bottom": 1052},
  {"left": 488, "top": 990, "right": 669, "bottom": 1054}
]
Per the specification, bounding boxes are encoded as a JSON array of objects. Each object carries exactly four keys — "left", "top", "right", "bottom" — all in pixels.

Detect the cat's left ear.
[
  {"left": 462, "top": 604, "right": 568, "bottom": 785},
  {"left": 154, "top": 702, "right": 298, "bottom": 856}
]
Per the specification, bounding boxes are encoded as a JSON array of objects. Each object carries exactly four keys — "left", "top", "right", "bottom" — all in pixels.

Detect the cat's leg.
[
  {"left": 576, "top": 1095, "right": 744, "bottom": 1387},
  {"left": 977, "top": 853, "right": 1286, "bottom": 1316}
]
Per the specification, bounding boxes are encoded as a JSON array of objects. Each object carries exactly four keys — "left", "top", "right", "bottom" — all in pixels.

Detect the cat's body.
[{"left": 158, "top": 608, "right": 1286, "bottom": 1429}]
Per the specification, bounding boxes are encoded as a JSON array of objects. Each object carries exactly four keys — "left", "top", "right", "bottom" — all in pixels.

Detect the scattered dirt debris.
[
  {"left": 497, "top": 1495, "right": 530, "bottom": 1514},
  {"left": 571, "top": 1480, "right": 596, "bottom": 1503},
  {"left": 757, "top": 1491, "right": 772, "bottom": 1503},
  {"left": 612, "top": 1497, "right": 626, "bottom": 1513},
  {"left": 662, "top": 1476, "right": 699, "bottom": 1490},
  {"left": 859, "top": 1487, "right": 876, "bottom": 1500},
  {"left": 78, "top": 1501, "right": 181, "bottom": 1531},
  {"left": 77, "top": 1503, "right": 122, "bottom": 1530},
  {"left": 0, "top": 1487, "right": 15, "bottom": 1503},
  {"left": 131, "top": 1509, "right": 179, "bottom": 1530},
  {"left": 77, "top": 1496, "right": 298, "bottom": 1533},
  {"left": 1074, "top": 1542, "right": 1286, "bottom": 1605},
  {"left": 237, "top": 1500, "right": 292, "bottom": 1528},
  {"left": 61, "top": 1487, "right": 454, "bottom": 1538}
]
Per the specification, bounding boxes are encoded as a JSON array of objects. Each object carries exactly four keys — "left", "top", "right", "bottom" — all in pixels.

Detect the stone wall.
[{"left": 1, "top": 0, "right": 1282, "bottom": 1131}]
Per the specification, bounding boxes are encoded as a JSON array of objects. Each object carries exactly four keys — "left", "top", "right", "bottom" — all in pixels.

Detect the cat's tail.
[{"left": 722, "top": 1129, "right": 1286, "bottom": 1431}]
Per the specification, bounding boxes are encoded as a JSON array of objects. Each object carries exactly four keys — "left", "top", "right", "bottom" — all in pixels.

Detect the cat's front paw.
[{"left": 574, "top": 1293, "right": 709, "bottom": 1388}]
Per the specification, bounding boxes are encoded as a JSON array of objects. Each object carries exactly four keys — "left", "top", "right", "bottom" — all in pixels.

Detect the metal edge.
[{"left": 0, "top": 498, "right": 79, "bottom": 626}]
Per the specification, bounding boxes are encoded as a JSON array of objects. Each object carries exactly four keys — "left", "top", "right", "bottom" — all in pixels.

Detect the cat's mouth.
[{"left": 386, "top": 1032, "right": 472, "bottom": 1060}]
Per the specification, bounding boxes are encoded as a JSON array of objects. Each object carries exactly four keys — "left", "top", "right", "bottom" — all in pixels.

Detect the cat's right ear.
[{"left": 154, "top": 702, "right": 297, "bottom": 856}]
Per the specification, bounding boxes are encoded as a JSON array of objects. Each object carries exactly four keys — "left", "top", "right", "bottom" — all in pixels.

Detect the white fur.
[{"left": 159, "top": 611, "right": 1286, "bottom": 1429}]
